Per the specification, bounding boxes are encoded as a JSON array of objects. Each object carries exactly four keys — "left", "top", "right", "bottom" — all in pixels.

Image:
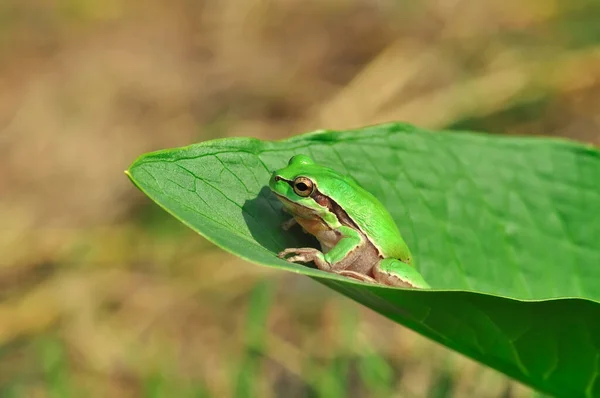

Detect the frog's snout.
[{"left": 269, "top": 172, "right": 281, "bottom": 189}]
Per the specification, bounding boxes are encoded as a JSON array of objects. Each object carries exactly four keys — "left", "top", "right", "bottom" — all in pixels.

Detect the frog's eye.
[{"left": 293, "top": 177, "right": 314, "bottom": 197}]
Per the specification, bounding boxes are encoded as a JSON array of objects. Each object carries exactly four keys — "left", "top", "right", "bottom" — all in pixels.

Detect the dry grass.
[{"left": 1, "top": 0, "right": 599, "bottom": 396}]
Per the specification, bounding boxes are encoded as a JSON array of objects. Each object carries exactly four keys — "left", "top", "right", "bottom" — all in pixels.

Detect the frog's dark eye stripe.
[{"left": 292, "top": 177, "right": 314, "bottom": 197}]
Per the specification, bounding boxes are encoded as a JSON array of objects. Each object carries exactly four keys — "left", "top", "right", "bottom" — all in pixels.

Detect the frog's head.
[{"left": 269, "top": 155, "right": 338, "bottom": 225}]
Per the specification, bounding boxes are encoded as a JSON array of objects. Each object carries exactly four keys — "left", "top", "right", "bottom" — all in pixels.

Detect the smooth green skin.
[{"left": 269, "top": 154, "right": 429, "bottom": 288}]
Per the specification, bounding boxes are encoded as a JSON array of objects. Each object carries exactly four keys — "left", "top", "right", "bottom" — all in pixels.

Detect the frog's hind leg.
[
  {"left": 335, "top": 270, "right": 377, "bottom": 284},
  {"left": 373, "top": 258, "right": 430, "bottom": 289}
]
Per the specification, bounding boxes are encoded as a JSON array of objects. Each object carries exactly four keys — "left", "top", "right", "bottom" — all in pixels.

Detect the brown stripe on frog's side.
[{"left": 310, "top": 190, "right": 358, "bottom": 230}]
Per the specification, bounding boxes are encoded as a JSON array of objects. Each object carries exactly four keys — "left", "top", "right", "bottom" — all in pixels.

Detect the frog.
[{"left": 268, "top": 154, "right": 430, "bottom": 289}]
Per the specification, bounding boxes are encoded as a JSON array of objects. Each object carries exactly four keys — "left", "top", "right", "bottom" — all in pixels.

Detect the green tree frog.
[{"left": 269, "top": 155, "right": 430, "bottom": 289}]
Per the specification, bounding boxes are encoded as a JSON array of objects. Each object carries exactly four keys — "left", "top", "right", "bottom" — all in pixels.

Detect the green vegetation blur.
[{"left": 1, "top": 0, "right": 599, "bottom": 396}]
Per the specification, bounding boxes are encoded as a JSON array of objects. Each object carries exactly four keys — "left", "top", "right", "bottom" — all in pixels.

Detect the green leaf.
[{"left": 126, "top": 122, "right": 600, "bottom": 397}]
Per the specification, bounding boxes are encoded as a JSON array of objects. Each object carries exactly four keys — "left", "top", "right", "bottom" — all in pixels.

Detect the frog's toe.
[
  {"left": 285, "top": 255, "right": 311, "bottom": 263},
  {"left": 277, "top": 247, "right": 317, "bottom": 259},
  {"left": 277, "top": 248, "right": 299, "bottom": 258}
]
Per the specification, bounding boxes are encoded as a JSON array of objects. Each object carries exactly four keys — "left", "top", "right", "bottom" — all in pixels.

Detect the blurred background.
[{"left": 1, "top": 0, "right": 599, "bottom": 396}]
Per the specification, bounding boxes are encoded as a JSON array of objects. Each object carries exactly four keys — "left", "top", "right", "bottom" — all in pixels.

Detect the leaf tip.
[{"left": 124, "top": 168, "right": 137, "bottom": 186}]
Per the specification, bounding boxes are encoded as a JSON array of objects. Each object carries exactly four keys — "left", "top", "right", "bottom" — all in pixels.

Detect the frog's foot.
[
  {"left": 335, "top": 270, "right": 377, "bottom": 284},
  {"left": 277, "top": 248, "right": 331, "bottom": 271}
]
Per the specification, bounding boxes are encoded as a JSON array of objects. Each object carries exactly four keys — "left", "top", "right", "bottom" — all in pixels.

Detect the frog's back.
[{"left": 317, "top": 172, "right": 413, "bottom": 264}]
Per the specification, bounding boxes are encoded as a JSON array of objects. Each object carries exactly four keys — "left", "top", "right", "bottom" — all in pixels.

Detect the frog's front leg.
[
  {"left": 278, "top": 226, "right": 362, "bottom": 273},
  {"left": 278, "top": 247, "right": 331, "bottom": 271},
  {"left": 373, "top": 258, "right": 430, "bottom": 289},
  {"left": 280, "top": 217, "right": 298, "bottom": 231}
]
